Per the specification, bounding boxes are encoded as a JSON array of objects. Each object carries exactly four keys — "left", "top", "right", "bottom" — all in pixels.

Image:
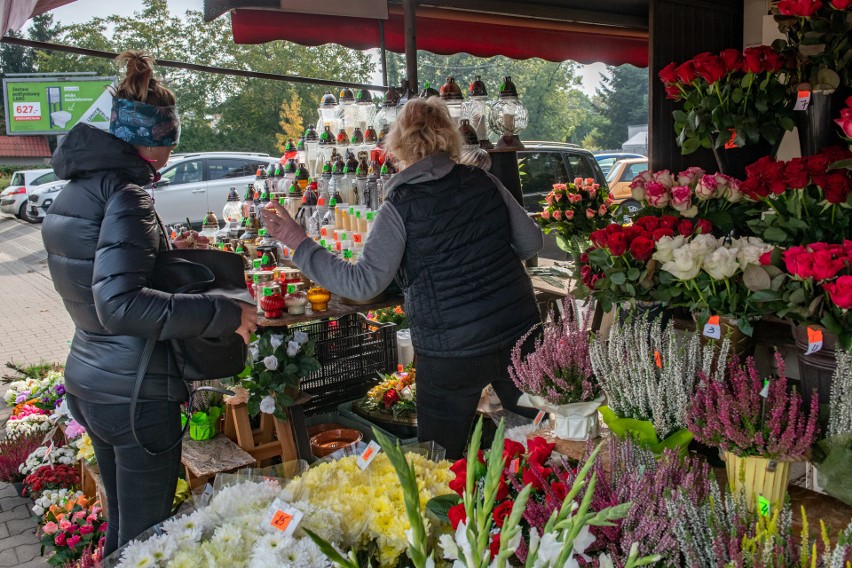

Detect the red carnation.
[
  {"left": 492, "top": 500, "right": 514, "bottom": 528},
  {"left": 448, "top": 503, "right": 467, "bottom": 530},
  {"left": 630, "top": 237, "right": 655, "bottom": 261}
]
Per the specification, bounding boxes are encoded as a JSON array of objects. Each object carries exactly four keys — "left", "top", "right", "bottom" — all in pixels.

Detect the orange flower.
[
  {"left": 12, "top": 398, "right": 40, "bottom": 416},
  {"left": 393, "top": 306, "right": 404, "bottom": 315}
]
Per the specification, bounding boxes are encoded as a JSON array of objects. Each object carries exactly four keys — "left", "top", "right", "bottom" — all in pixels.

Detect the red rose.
[
  {"left": 449, "top": 474, "right": 466, "bottom": 496},
  {"left": 811, "top": 250, "right": 847, "bottom": 280},
  {"left": 763, "top": 50, "right": 784, "bottom": 73},
  {"left": 634, "top": 216, "right": 660, "bottom": 232},
  {"left": 695, "top": 219, "right": 713, "bottom": 235},
  {"left": 449, "top": 458, "right": 467, "bottom": 476},
  {"left": 448, "top": 503, "right": 467, "bottom": 530},
  {"left": 675, "top": 60, "right": 697, "bottom": 83},
  {"left": 550, "top": 481, "right": 568, "bottom": 503},
  {"left": 677, "top": 219, "right": 694, "bottom": 237},
  {"left": 693, "top": 52, "right": 726, "bottom": 84},
  {"left": 783, "top": 247, "right": 814, "bottom": 279},
  {"left": 658, "top": 62, "right": 679, "bottom": 84},
  {"left": 490, "top": 533, "right": 502, "bottom": 559},
  {"left": 503, "top": 439, "right": 526, "bottom": 463},
  {"left": 719, "top": 48, "right": 743, "bottom": 73},
  {"left": 55, "top": 533, "right": 67, "bottom": 547},
  {"left": 832, "top": 0, "right": 852, "bottom": 8},
  {"left": 527, "top": 437, "right": 555, "bottom": 465},
  {"left": 630, "top": 237, "right": 655, "bottom": 261},
  {"left": 590, "top": 229, "right": 609, "bottom": 248},
  {"left": 824, "top": 172, "right": 850, "bottom": 204},
  {"left": 495, "top": 477, "right": 509, "bottom": 501},
  {"left": 607, "top": 233, "right": 628, "bottom": 257},
  {"left": 383, "top": 389, "right": 400, "bottom": 409},
  {"left": 659, "top": 215, "right": 678, "bottom": 230},
  {"left": 777, "top": 0, "right": 823, "bottom": 16},
  {"left": 760, "top": 250, "right": 773, "bottom": 266},
  {"left": 580, "top": 252, "right": 589, "bottom": 264},
  {"left": 492, "top": 500, "right": 514, "bottom": 528},
  {"left": 522, "top": 462, "right": 553, "bottom": 491},
  {"left": 806, "top": 154, "right": 830, "bottom": 177},
  {"left": 652, "top": 228, "right": 674, "bottom": 241},
  {"left": 665, "top": 84, "right": 681, "bottom": 100},
  {"left": 743, "top": 47, "right": 763, "bottom": 73},
  {"left": 783, "top": 158, "right": 810, "bottom": 189},
  {"left": 824, "top": 276, "right": 852, "bottom": 309}
]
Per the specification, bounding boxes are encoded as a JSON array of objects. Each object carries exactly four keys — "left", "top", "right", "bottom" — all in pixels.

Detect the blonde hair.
[
  {"left": 112, "top": 51, "right": 175, "bottom": 106},
  {"left": 385, "top": 97, "right": 463, "bottom": 167}
]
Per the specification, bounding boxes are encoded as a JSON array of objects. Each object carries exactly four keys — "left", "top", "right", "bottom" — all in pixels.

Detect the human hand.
[
  {"left": 259, "top": 200, "right": 309, "bottom": 250},
  {"left": 235, "top": 301, "right": 258, "bottom": 344}
]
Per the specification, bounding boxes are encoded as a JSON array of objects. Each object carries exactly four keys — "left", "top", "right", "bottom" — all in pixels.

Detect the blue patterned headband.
[{"left": 109, "top": 98, "right": 180, "bottom": 147}]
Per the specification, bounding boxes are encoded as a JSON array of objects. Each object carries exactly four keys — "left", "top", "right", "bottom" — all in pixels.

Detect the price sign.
[
  {"left": 794, "top": 90, "right": 811, "bottom": 111},
  {"left": 263, "top": 499, "right": 302, "bottom": 536},
  {"left": 703, "top": 315, "right": 721, "bottom": 340},
  {"left": 759, "top": 379, "right": 770, "bottom": 399},
  {"left": 804, "top": 326, "right": 823, "bottom": 355},
  {"left": 509, "top": 458, "right": 520, "bottom": 474},
  {"left": 353, "top": 233, "right": 363, "bottom": 244},
  {"left": 533, "top": 410, "right": 546, "bottom": 427},
  {"left": 357, "top": 440, "right": 381, "bottom": 470},
  {"left": 757, "top": 495, "right": 770, "bottom": 517},
  {"left": 654, "top": 350, "right": 662, "bottom": 369},
  {"left": 13, "top": 102, "right": 41, "bottom": 121}
]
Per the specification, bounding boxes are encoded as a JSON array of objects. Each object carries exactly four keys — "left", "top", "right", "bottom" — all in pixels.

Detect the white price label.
[
  {"left": 356, "top": 440, "right": 381, "bottom": 470},
  {"left": 533, "top": 410, "right": 546, "bottom": 427},
  {"left": 263, "top": 498, "right": 302, "bottom": 537},
  {"left": 793, "top": 90, "right": 811, "bottom": 111},
  {"left": 805, "top": 327, "right": 823, "bottom": 355},
  {"left": 703, "top": 316, "right": 721, "bottom": 340},
  {"left": 13, "top": 102, "right": 41, "bottom": 121}
]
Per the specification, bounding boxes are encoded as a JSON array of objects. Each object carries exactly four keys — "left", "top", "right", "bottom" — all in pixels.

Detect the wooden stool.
[
  {"left": 180, "top": 435, "right": 256, "bottom": 489},
  {"left": 223, "top": 394, "right": 312, "bottom": 465}
]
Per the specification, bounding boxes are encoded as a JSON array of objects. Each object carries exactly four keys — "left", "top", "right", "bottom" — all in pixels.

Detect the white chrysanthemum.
[
  {"left": 117, "top": 541, "right": 157, "bottom": 568},
  {"left": 211, "top": 523, "right": 242, "bottom": 548}
]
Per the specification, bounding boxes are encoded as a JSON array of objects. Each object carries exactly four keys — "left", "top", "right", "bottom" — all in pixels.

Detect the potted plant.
[
  {"left": 687, "top": 353, "right": 819, "bottom": 511},
  {"left": 772, "top": 0, "right": 852, "bottom": 154},
  {"left": 181, "top": 381, "right": 227, "bottom": 441},
  {"left": 659, "top": 46, "right": 795, "bottom": 178},
  {"left": 813, "top": 349, "right": 852, "bottom": 505},
  {"left": 0, "top": 432, "right": 44, "bottom": 494},
  {"left": 509, "top": 296, "right": 603, "bottom": 440},
  {"left": 589, "top": 316, "right": 729, "bottom": 455},
  {"left": 536, "top": 179, "right": 611, "bottom": 260},
  {"left": 21, "top": 463, "right": 81, "bottom": 499}
]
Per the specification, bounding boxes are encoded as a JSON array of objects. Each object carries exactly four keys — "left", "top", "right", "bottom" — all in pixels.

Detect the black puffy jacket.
[{"left": 42, "top": 124, "right": 241, "bottom": 403}]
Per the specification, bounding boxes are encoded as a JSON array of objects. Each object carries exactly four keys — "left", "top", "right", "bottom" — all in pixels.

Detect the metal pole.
[
  {"left": 402, "top": 0, "right": 417, "bottom": 94},
  {"left": 378, "top": 19, "right": 388, "bottom": 87}
]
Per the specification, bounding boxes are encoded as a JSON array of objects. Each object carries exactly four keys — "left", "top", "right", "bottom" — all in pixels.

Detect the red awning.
[{"left": 232, "top": 6, "right": 648, "bottom": 67}]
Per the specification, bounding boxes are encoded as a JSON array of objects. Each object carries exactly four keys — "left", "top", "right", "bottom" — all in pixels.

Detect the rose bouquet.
[
  {"left": 367, "top": 305, "right": 408, "bottom": 329},
  {"left": 0, "top": 431, "right": 44, "bottom": 483},
  {"left": 652, "top": 234, "right": 777, "bottom": 335},
  {"left": 579, "top": 216, "right": 713, "bottom": 311},
  {"left": 659, "top": 46, "right": 795, "bottom": 156},
  {"left": 629, "top": 166, "right": 750, "bottom": 235},
  {"left": 40, "top": 494, "right": 107, "bottom": 567},
  {"left": 742, "top": 146, "right": 852, "bottom": 247},
  {"left": 22, "top": 463, "right": 80, "bottom": 498},
  {"left": 537, "top": 178, "right": 611, "bottom": 257},
  {"left": 227, "top": 330, "right": 320, "bottom": 421}
]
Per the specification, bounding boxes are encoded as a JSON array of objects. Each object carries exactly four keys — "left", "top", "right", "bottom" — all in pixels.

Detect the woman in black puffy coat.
[{"left": 42, "top": 51, "right": 257, "bottom": 554}]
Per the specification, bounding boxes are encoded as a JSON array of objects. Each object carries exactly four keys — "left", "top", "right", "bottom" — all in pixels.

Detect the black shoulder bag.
[{"left": 130, "top": 221, "right": 254, "bottom": 455}]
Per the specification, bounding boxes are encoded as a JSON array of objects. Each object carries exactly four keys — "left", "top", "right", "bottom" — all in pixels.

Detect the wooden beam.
[{"left": 403, "top": 0, "right": 418, "bottom": 93}]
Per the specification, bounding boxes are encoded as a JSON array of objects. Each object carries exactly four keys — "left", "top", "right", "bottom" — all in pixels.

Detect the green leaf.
[
  {"left": 681, "top": 136, "right": 700, "bottom": 154},
  {"left": 425, "top": 494, "right": 461, "bottom": 523},
  {"left": 627, "top": 268, "right": 641, "bottom": 281},
  {"left": 743, "top": 265, "right": 772, "bottom": 291},
  {"left": 750, "top": 290, "right": 781, "bottom": 302},
  {"left": 763, "top": 227, "right": 788, "bottom": 243},
  {"left": 611, "top": 272, "right": 627, "bottom": 285}
]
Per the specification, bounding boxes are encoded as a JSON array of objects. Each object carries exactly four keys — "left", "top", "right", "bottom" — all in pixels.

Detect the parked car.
[
  {"left": 1, "top": 169, "right": 62, "bottom": 222},
  {"left": 593, "top": 152, "right": 646, "bottom": 176},
  {"left": 147, "top": 152, "right": 278, "bottom": 226},
  {"left": 517, "top": 142, "right": 609, "bottom": 260},
  {"left": 606, "top": 157, "right": 649, "bottom": 219},
  {"left": 27, "top": 179, "right": 68, "bottom": 222}
]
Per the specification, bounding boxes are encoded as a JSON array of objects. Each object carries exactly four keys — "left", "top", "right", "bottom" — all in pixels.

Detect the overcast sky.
[{"left": 43, "top": 0, "right": 606, "bottom": 96}]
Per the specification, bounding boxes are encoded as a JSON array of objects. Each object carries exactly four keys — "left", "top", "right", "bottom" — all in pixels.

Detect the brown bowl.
[
  {"left": 310, "top": 428, "right": 363, "bottom": 458},
  {"left": 307, "top": 422, "right": 346, "bottom": 438}
]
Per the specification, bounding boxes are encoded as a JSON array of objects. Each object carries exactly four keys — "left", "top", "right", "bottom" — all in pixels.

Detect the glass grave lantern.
[
  {"left": 374, "top": 88, "right": 401, "bottom": 138},
  {"left": 316, "top": 92, "right": 341, "bottom": 135},
  {"left": 354, "top": 88, "right": 377, "bottom": 134},
  {"left": 337, "top": 87, "right": 360, "bottom": 140},
  {"left": 439, "top": 77, "right": 464, "bottom": 125},
  {"left": 462, "top": 75, "right": 493, "bottom": 149},
  {"left": 419, "top": 82, "right": 439, "bottom": 99},
  {"left": 304, "top": 124, "right": 320, "bottom": 177},
  {"left": 487, "top": 76, "right": 528, "bottom": 150}
]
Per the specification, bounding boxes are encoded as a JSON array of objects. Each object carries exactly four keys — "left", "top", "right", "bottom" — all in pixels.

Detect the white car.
[
  {"left": 148, "top": 152, "right": 279, "bottom": 226},
  {"left": 1, "top": 169, "right": 62, "bottom": 222},
  {"left": 26, "top": 180, "right": 68, "bottom": 222}
]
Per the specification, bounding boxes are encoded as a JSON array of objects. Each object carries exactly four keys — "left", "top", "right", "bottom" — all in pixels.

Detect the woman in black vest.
[{"left": 262, "top": 97, "right": 542, "bottom": 458}]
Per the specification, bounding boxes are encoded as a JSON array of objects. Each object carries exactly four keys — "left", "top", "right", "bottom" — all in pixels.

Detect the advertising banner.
[{"left": 4, "top": 76, "right": 116, "bottom": 135}]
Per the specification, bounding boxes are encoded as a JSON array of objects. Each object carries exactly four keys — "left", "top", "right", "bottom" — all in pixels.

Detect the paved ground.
[{"left": 0, "top": 214, "right": 73, "bottom": 568}]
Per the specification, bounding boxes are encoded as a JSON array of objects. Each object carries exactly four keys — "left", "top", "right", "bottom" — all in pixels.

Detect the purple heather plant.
[
  {"left": 509, "top": 295, "right": 598, "bottom": 405},
  {"left": 687, "top": 353, "right": 819, "bottom": 460}
]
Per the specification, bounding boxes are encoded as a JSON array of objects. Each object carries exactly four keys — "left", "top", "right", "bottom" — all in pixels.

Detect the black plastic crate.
[{"left": 290, "top": 313, "right": 398, "bottom": 416}]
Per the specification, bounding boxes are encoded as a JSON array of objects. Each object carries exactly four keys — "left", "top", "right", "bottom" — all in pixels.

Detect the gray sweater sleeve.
[
  {"left": 486, "top": 172, "right": 544, "bottom": 260},
  {"left": 292, "top": 202, "right": 406, "bottom": 301}
]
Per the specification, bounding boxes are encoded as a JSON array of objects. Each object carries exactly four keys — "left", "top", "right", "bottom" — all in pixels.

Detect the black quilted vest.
[{"left": 387, "top": 163, "right": 539, "bottom": 357}]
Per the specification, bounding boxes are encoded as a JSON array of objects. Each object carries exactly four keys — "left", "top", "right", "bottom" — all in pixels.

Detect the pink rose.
[
  {"left": 598, "top": 204, "right": 608, "bottom": 215},
  {"left": 67, "top": 534, "right": 81, "bottom": 551},
  {"left": 79, "top": 524, "right": 94, "bottom": 535},
  {"left": 835, "top": 107, "right": 852, "bottom": 139},
  {"left": 553, "top": 183, "right": 567, "bottom": 193},
  {"left": 545, "top": 193, "right": 555, "bottom": 205},
  {"left": 42, "top": 522, "right": 59, "bottom": 535},
  {"left": 586, "top": 208, "right": 595, "bottom": 219},
  {"left": 554, "top": 192, "right": 563, "bottom": 201},
  {"left": 653, "top": 170, "right": 675, "bottom": 188},
  {"left": 552, "top": 209, "right": 563, "bottom": 221},
  {"left": 540, "top": 210, "right": 551, "bottom": 220},
  {"left": 55, "top": 533, "right": 67, "bottom": 547},
  {"left": 59, "top": 519, "right": 72, "bottom": 532},
  {"left": 72, "top": 511, "right": 86, "bottom": 522},
  {"left": 570, "top": 193, "right": 583, "bottom": 204},
  {"left": 677, "top": 166, "right": 705, "bottom": 186},
  {"left": 695, "top": 174, "right": 719, "bottom": 200},
  {"left": 86, "top": 514, "right": 98, "bottom": 523},
  {"left": 573, "top": 177, "right": 583, "bottom": 186},
  {"left": 670, "top": 185, "right": 693, "bottom": 212},
  {"left": 645, "top": 181, "right": 670, "bottom": 208},
  {"left": 564, "top": 210, "right": 575, "bottom": 220}
]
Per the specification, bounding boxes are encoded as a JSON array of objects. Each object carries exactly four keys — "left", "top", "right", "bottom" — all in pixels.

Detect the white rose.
[
  {"left": 269, "top": 335, "right": 284, "bottom": 351},
  {"left": 652, "top": 170, "right": 675, "bottom": 189},
  {"left": 702, "top": 246, "right": 740, "bottom": 280},
  {"left": 662, "top": 246, "right": 703, "bottom": 280},
  {"left": 259, "top": 395, "right": 276, "bottom": 414},
  {"left": 249, "top": 347, "right": 259, "bottom": 363},
  {"left": 293, "top": 331, "right": 309, "bottom": 345},
  {"left": 688, "top": 234, "right": 719, "bottom": 258},
  {"left": 652, "top": 235, "right": 687, "bottom": 263},
  {"left": 263, "top": 355, "right": 279, "bottom": 371},
  {"left": 286, "top": 341, "right": 301, "bottom": 357}
]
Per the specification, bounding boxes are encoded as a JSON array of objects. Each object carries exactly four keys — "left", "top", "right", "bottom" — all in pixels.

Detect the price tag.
[
  {"left": 759, "top": 379, "right": 770, "bottom": 399},
  {"left": 703, "top": 315, "right": 721, "bottom": 340},
  {"left": 198, "top": 483, "right": 214, "bottom": 508},
  {"left": 353, "top": 233, "right": 363, "bottom": 244},
  {"left": 357, "top": 440, "right": 381, "bottom": 470},
  {"left": 13, "top": 102, "right": 41, "bottom": 121},
  {"left": 654, "top": 350, "right": 662, "bottom": 369},
  {"left": 757, "top": 495, "right": 770, "bottom": 517},
  {"left": 320, "top": 226, "right": 329, "bottom": 237},
  {"left": 794, "top": 90, "right": 811, "bottom": 111},
  {"left": 533, "top": 410, "right": 546, "bottom": 427},
  {"left": 44, "top": 442, "right": 53, "bottom": 459},
  {"left": 263, "top": 498, "right": 302, "bottom": 537},
  {"left": 805, "top": 327, "right": 823, "bottom": 355},
  {"left": 509, "top": 458, "right": 520, "bottom": 474}
]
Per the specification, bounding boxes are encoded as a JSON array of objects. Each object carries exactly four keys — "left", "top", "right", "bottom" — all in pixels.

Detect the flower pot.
[
  {"left": 618, "top": 301, "right": 672, "bottom": 328},
  {"left": 12, "top": 481, "right": 24, "bottom": 497},
  {"left": 724, "top": 451, "right": 791, "bottom": 513},
  {"left": 695, "top": 314, "right": 755, "bottom": 357},
  {"left": 791, "top": 323, "right": 838, "bottom": 410},
  {"left": 711, "top": 138, "right": 778, "bottom": 181},
  {"left": 598, "top": 405, "right": 693, "bottom": 457},
  {"left": 796, "top": 88, "right": 852, "bottom": 156},
  {"left": 525, "top": 395, "right": 603, "bottom": 441}
]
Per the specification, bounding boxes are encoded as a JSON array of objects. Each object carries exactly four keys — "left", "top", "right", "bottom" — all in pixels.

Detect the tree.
[
  {"left": 276, "top": 93, "right": 303, "bottom": 152},
  {"left": 0, "top": 30, "right": 33, "bottom": 74},
  {"left": 587, "top": 64, "right": 649, "bottom": 150}
]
